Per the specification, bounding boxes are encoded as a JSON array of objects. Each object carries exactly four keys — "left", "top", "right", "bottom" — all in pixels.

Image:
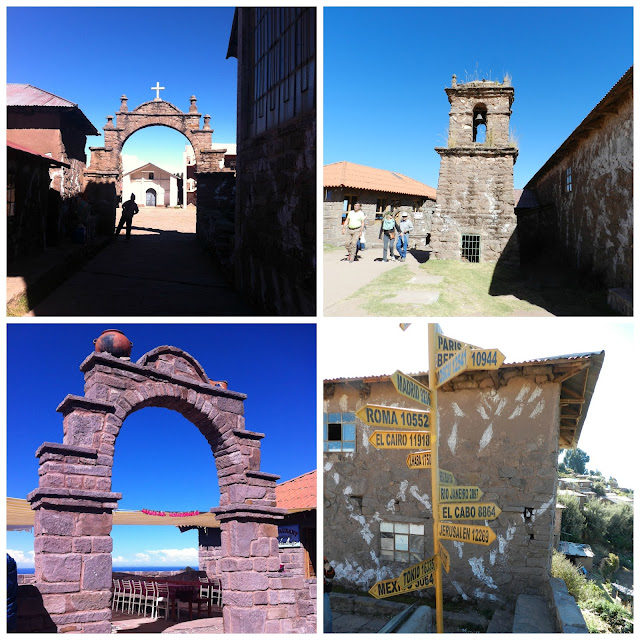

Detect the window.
[
  {"left": 7, "top": 171, "right": 16, "bottom": 217},
  {"left": 325, "top": 189, "right": 333, "bottom": 201},
  {"left": 380, "top": 521, "right": 425, "bottom": 563},
  {"left": 375, "top": 198, "right": 387, "bottom": 220},
  {"left": 566, "top": 167, "right": 572, "bottom": 193},
  {"left": 323, "top": 412, "right": 356, "bottom": 452},
  {"left": 342, "top": 194, "right": 358, "bottom": 212},
  {"left": 147, "top": 172, "right": 154, "bottom": 180},
  {"left": 461, "top": 233, "right": 480, "bottom": 263}
]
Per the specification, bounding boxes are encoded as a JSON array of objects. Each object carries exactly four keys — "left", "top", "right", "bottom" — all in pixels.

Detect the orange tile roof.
[
  {"left": 275, "top": 470, "right": 316, "bottom": 511},
  {"left": 324, "top": 161, "right": 436, "bottom": 199}
]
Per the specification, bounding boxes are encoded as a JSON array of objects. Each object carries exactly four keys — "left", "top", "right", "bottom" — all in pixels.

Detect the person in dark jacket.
[
  {"left": 115, "top": 194, "right": 139, "bottom": 240},
  {"left": 7, "top": 554, "right": 17, "bottom": 632},
  {"left": 324, "top": 556, "right": 335, "bottom": 632}
]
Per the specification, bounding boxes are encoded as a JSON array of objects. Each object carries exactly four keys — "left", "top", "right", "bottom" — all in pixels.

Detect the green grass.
[
  {"left": 7, "top": 294, "right": 30, "bottom": 317},
  {"left": 340, "top": 259, "right": 614, "bottom": 317}
]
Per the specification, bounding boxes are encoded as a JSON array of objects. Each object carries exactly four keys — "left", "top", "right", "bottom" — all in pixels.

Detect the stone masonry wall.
[
  {"left": 323, "top": 188, "right": 435, "bottom": 249},
  {"left": 525, "top": 93, "right": 633, "bottom": 289},
  {"left": 234, "top": 111, "right": 316, "bottom": 315},
  {"left": 323, "top": 368, "right": 560, "bottom": 609}
]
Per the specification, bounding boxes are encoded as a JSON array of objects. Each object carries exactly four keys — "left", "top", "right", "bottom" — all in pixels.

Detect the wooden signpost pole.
[{"left": 427, "top": 323, "right": 444, "bottom": 634}]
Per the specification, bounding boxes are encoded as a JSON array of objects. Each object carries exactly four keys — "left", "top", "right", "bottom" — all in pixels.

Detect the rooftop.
[{"left": 324, "top": 161, "right": 436, "bottom": 199}]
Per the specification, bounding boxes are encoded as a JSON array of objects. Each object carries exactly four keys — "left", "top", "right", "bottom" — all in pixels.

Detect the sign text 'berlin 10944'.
[
  {"left": 368, "top": 431, "right": 431, "bottom": 450},
  {"left": 391, "top": 370, "right": 431, "bottom": 407},
  {"left": 356, "top": 404, "right": 430, "bottom": 430}
]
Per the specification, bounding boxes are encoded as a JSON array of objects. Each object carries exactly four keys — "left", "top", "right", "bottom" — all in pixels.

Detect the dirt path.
[{"left": 28, "top": 207, "right": 255, "bottom": 316}]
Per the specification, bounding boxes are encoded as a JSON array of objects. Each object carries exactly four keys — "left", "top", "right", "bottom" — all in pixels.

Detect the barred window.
[{"left": 323, "top": 412, "right": 356, "bottom": 453}]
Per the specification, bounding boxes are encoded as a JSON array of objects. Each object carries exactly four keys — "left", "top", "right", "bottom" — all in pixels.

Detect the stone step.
[
  {"left": 512, "top": 595, "right": 556, "bottom": 633},
  {"left": 487, "top": 608, "right": 514, "bottom": 633}
]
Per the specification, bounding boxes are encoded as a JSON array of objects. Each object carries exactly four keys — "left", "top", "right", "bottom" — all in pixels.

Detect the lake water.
[{"left": 19, "top": 566, "right": 188, "bottom": 574}]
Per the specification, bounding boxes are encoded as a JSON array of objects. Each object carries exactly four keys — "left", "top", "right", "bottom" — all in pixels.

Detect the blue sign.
[{"left": 278, "top": 524, "right": 301, "bottom": 547}]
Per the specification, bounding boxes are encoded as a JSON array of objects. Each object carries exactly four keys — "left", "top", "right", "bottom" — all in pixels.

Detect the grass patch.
[
  {"left": 7, "top": 294, "right": 30, "bottom": 317},
  {"left": 344, "top": 259, "right": 615, "bottom": 317}
]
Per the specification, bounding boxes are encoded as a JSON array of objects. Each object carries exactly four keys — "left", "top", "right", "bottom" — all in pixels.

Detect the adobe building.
[
  {"left": 323, "top": 161, "right": 436, "bottom": 248},
  {"left": 431, "top": 75, "right": 519, "bottom": 264},
  {"left": 323, "top": 351, "right": 603, "bottom": 611},
  {"left": 516, "top": 67, "right": 633, "bottom": 315},
  {"left": 228, "top": 7, "right": 316, "bottom": 316},
  {"left": 122, "top": 162, "right": 179, "bottom": 207}
]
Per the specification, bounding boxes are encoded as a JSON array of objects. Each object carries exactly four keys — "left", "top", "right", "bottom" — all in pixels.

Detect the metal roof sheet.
[
  {"left": 7, "top": 141, "right": 70, "bottom": 167},
  {"left": 7, "top": 84, "right": 77, "bottom": 108}
]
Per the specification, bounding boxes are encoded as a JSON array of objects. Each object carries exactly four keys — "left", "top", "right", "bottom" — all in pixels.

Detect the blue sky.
[
  {"left": 322, "top": 318, "right": 634, "bottom": 489},
  {"left": 7, "top": 7, "right": 237, "bottom": 175},
  {"left": 7, "top": 324, "right": 316, "bottom": 569},
  {"left": 324, "top": 7, "right": 633, "bottom": 189}
]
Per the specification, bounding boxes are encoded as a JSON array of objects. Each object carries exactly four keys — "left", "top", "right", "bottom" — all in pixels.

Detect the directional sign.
[
  {"left": 399, "top": 555, "right": 436, "bottom": 590},
  {"left": 439, "top": 502, "right": 502, "bottom": 521},
  {"left": 369, "top": 577, "right": 404, "bottom": 599},
  {"left": 435, "top": 346, "right": 469, "bottom": 387},
  {"left": 434, "top": 333, "right": 480, "bottom": 368},
  {"left": 356, "top": 404, "right": 430, "bottom": 430},
  {"left": 406, "top": 450, "right": 432, "bottom": 469},
  {"left": 439, "top": 485, "right": 484, "bottom": 503},
  {"left": 369, "top": 430, "right": 431, "bottom": 450},
  {"left": 466, "top": 348, "right": 505, "bottom": 370},
  {"left": 438, "top": 522, "right": 496, "bottom": 546},
  {"left": 438, "top": 543, "right": 450, "bottom": 574},
  {"left": 391, "top": 370, "right": 431, "bottom": 407},
  {"left": 439, "top": 469, "right": 456, "bottom": 485}
]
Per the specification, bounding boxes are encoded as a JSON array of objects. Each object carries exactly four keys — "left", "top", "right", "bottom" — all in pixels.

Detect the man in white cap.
[{"left": 396, "top": 212, "right": 414, "bottom": 262}]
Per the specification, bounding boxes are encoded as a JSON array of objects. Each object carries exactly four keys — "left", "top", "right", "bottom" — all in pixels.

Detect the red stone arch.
[
  {"left": 28, "top": 343, "right": 301, "bottom": 633},
  {"left": 83, "top": 94, "right": 227, "bottom": 233}
]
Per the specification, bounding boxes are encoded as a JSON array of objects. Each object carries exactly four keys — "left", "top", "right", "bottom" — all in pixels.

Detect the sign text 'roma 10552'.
[{"left": 356, "top": 404, "right": 430, "bottom": 430}]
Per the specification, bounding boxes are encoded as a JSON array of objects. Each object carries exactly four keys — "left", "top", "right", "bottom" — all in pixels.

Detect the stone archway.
[
  {"left": 28, "top": 338, "right": 305, "bottom": 633},
  {"left": 83, "top": 92, "right": 227, "bottom": 234}
]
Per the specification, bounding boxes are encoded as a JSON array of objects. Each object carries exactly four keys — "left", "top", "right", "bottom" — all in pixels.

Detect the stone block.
[
  {"left": 75, "top": 512, "right": 112, "bottom": 536},
  {"left": 253, "top": 591, "right": 269, "bottom": 605},
  {"left": 92, "top": 536, "right": 113, "bottom": 553},
  {"left": 227, "top": 571, "right": 269, "bottom": 592},
  {"left": 50, "top": 609, "right": 110, "bottom": 625},
  {"left": 72, "top": 538, "right": 92, "bottom": 553},
  {"left": 265, "top": 620, "right": 281, "bottom": 633},
  {"left": 222, "top": 590, "right": 254, "bottom": 607},
  {"left": 36, "top": 582, "right": 81, "bottom": 594},
  {"left": 250, "top": 537, "right": 272, "bottom": 557},
  {"left": 277, "top": 589, "right": 297, "bottom": 604},
  {"left": 34, "top": 536, "right": 73, "bottom": 554},
  {"left": 80, "top": 621, "right": 113, "bottom": 633},
  {"left": 36, "top": 511, "right": 75, "bottom": 536},
  {"left": 69, "top": 590, "right": 113, "bottom": 611},
  {"left": 229, "top": 521, "right": 259, "bottom": 557},
  {"left": 81, "top": 554, "right": 112, "bottom": 590},
  {"left": 225, "top": 606, "right": 267, "bottom": 633},
  {"left": 40, "top": 554, "right": 82, "bottom": 583},
  {"left": 42, "top": 593, "right": 67, "bottom": 614}
]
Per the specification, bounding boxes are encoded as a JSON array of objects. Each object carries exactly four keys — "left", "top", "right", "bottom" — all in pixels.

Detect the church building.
[{"left": 122, "top": 162, "right": 179, "bottom": 207}]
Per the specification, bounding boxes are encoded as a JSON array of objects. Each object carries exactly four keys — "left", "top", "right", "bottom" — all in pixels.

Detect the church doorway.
[{"left": 145, "top": 188, "right": 157, "bottom": 206}]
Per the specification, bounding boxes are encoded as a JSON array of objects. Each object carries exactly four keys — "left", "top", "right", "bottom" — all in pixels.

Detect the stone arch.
[
  {"left": 28, "top": 342, "right": 304, "bottom": 633},
  {"left": 83, "top": 93, "right": 228, "bottom": 233}
]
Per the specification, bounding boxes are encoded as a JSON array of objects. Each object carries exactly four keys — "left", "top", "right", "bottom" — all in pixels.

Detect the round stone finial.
[{"left": 94, "top": 329, "right": 133, "bottom": 359}]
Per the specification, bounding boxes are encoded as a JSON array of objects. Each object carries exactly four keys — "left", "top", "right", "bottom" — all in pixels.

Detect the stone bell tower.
[{"left": 432, "top": 75, "right": 518, "bottom": 263}]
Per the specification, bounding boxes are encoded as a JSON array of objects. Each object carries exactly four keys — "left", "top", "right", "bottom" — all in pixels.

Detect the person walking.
[
  {"left": 115, "top": 194, "right": 139, "bottom": 241},
  {"left": 379, "top": 211, "right": 398, "bottom": 262},
  {"left": 324, "top": 557, "right": 336, "bottom": 632},
  {"left": 396, "top": 212, "right": 414, "bottom": 262},
  {"left": 342, "top": 203, "right": 365, "bottom": 262}
]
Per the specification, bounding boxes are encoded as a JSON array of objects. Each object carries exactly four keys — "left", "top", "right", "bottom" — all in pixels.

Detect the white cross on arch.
[{"left": 151, "top": 82, "right": 165, "bottom": 101}]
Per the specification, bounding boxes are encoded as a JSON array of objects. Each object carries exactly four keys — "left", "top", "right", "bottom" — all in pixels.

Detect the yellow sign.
[
  {"left": 438, "top": 543, "right": 450, "bottom": 574},
  {"left": 391, "top": 370, "right": 431, "bottom": 407},
  {"left": 368, "top": 577, "right": 403, "bottom": 599},
  {"left": 434, "top": 333, "right": 481, "bottom": 368},
  {"left": 369, "top": 430, "right": 431, "bottom": 450},
  {"left": 466, "top": 348, "right": 505, "bottom": 370},
  {"left": 439, "top": 469, "right": 456, "bottom": 485},
  {"left": 439, "top": 502, "right": 502, "bottom": 521},
  {"left": 399, "top": 555, "right": 436, "bottom": 590},
  {"left": 406, "top": 450, "right": 432, "bottom": 469},
  {"left": 438, "top": 522, "right": 496, "bottom": 546},
  {"left": 439, "top": 485, "right": 484, "bottom": 502},
  {"left": 435, "top": 346, "right": 469, "bottom": 387},
  {"left": 356, "top": 404, "right": 430, "bottom": 430}
]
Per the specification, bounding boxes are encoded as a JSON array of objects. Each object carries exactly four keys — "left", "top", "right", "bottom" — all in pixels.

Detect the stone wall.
[
  {"left": 323, "top": 188, "right": 435, "bottom": 249},
  {"left": 521, "top": 91, "right": 632, "bottom": 290},
  {"left": 234, "top": 111, "right": 316, "bottom": 315},
  {"left": 323, "top": 367, "right": 561, "bottom": 609}
]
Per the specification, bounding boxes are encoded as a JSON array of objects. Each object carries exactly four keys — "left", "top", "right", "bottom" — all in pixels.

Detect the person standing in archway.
[{"left": 115, "top": 193, "right": 139, "bottom": 240}]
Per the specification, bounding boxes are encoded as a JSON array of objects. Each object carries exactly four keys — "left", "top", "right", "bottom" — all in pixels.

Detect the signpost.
[
  {"left": 356, "top": 404, "right": 430, "bottom": 430},
  {"left": 438, "top": 522, "right": 497, "bottom": 546},
  {"left": 368, "top": 430, "right": 430, "bottom": 450},
  {"left": 391, "top": 370, "right": 431, "bottom": 407},
  {"left": 439, "top": 503, "right": 502, "bottom": 521},
  {"left": 406, "top": 451, "right": 432, "bottom": 469},
  {"left": 363, "top": 324, "right": 505, "bottom": 632}
]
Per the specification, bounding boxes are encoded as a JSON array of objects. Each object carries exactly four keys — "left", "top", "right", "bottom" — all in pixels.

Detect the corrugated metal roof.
[
  {"left": 324, "top": 161, "right": 437, "bottom": 199},
  {"left": 7, "top": 141, "right": 70, "bottom": 167},
  {"left": 7, "top": 84, "right": 77, "bottom": 108}
]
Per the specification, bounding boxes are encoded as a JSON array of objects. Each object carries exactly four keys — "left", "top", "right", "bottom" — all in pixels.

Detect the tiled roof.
[
  {"left": 324, "top": 161, "right": 436, "bottom": 199},
  {"left": 275, "top": 470, "right": 316, "bottom": 511}
]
